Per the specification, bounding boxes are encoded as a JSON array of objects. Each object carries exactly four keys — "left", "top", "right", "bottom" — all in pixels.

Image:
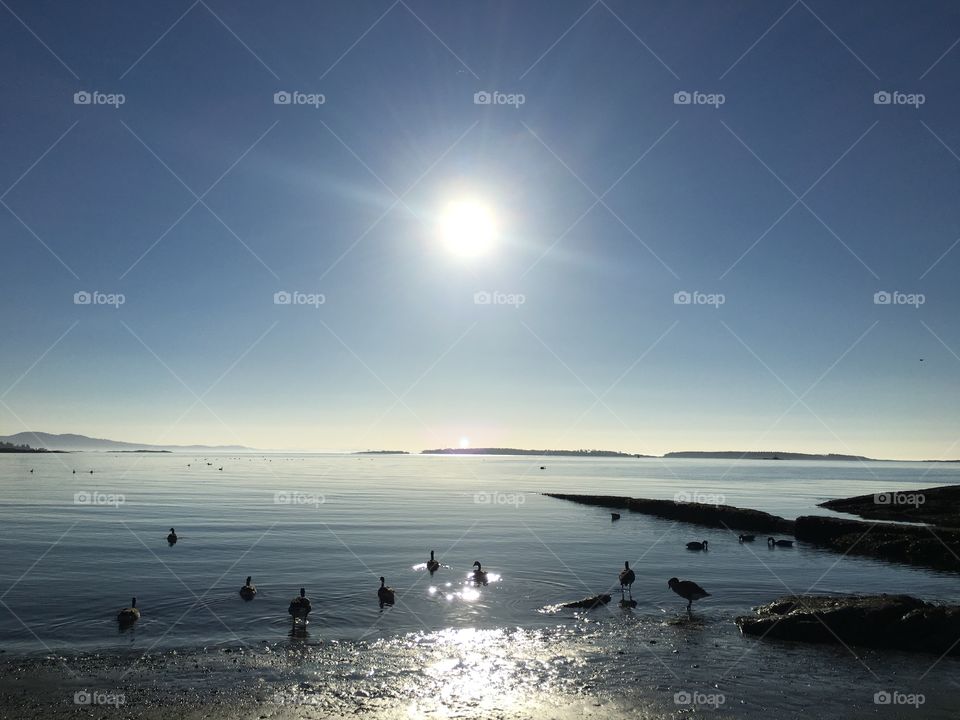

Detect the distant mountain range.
[
  {"left": 422, "top": 448, "right": 649, "bottom": 457},
  {"left": 0, "top": 432, "right": 252, "bottom": 453}
]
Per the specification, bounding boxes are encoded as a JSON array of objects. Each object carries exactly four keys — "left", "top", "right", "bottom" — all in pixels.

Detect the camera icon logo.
[
  {"left": 874, "top": 691, "right": 892, "bottom": 705},
  {"left": 873, "top": 91, "right": 891, "bottom": 105},
  {"left": 873, "top": 291, "right": 891, "bottom": 305},
  {"left": 474, "top": 91, "right": 492, "bottom": 105},
  {"left": 673, "top": 290, "right": 692, "bottom": 305},
  {"left": 74, "top": 690, "right": 93, "bottom": 705},
  {"left": 474, "top": 291, "right": 492, "bottom": 305},
  {"left": 74, "top": 291, "right": 92, "bottom": 305},
  {"left": 673, "top": 691, "right": 692, "bottom": 705},
  {"left": 274, "top": 291, "right": 292, "bottom": 305},
  {"left": 673, "top": 91, "right": 692, "bottom": 105},
  {"left": 274, "top": 91, "right": 291, "bottom": 105},
  {"left": 73, "top": 91, "right": 92, "bottom": 105}
]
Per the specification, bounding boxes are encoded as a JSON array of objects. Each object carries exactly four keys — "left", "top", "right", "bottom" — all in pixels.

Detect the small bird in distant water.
[
  {"left": 472, "top": 561, "right": 489, "bottom": 585},
  {"left": 738, "top": 534, "right": 756, "bottom": 542},
  {"left": 686, "top": 540, "right": 708, "bottom": 551},
  {"left": 239, "top": 576, "right": 257, "bottom": 600},
  {"left": 427, "top": 550, "right": 440, "bottom": 573},
  {"left": 378, "top": 577, "right": 395, "bottom": 608},
  {"left": 611, "top": 512, "right": 621, "bottom": 521},
  {"left": 668, "top": 577, "right": 710, "bottom": 611},
  {"left": 768, "top": 537, "right": 794, "bottom": 547},
  {"left": 167, "top": 528, "right": 177, "bottom": 544},
  {"left": 117, "top": 597, "right": 140, "bottom": 625}
]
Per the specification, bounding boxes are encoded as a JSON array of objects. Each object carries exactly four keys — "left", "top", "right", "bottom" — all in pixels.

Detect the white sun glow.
[{"left": 438, "top": 199, "right": 497, "bottom": 257}]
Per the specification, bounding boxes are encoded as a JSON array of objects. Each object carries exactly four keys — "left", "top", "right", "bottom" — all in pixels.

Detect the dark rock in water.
[
  {"left": 818, "top": 484, "right": 960, "bottom": 528},
  {"left": 544, "top": 493, "right": 794, "bottom": 533},
  {"left": 794, "top": 515, "right": 960, "bottom": 572},
  {"left": 736, "top": 594, "right": 960, "bottom": 656},
  {"left": 561, "top": 594, "right": 611, "bottom": 609}
]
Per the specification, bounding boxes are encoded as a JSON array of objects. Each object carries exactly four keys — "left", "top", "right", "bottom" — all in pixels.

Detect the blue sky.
[{"left": 2, "top": 0, "right": 959, "bottom": 458}]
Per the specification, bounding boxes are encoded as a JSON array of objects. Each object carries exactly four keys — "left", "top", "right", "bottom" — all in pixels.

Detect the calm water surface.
[{"left": 1, "top": 454, "right": 958, "bottom": 717}]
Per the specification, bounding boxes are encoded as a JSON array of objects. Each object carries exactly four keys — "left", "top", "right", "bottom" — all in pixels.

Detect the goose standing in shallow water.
[
  {"left": 426, "top": 550, "right": 440, "bottom": 573},
  {"left": 768, "top": 537, "right": 794, "bottom": 547},
  {"left": 378, "top": 577, "right": 395, "bottom": 608},
  {"left": 239, "top": 576, "right": 257, "bottom": 600},
  {"left": 117, "top": 597, "right": 140, "bottom": 624},
  {"left": 167, "top": 528, "right": 177, "bottom": 544},
  {"left": 739, "top": 534, "right": 756, "bottom": 542},
  {"left": 618, "top": 561, "right": 635, "bottom": 599},
  {"left": 471, "top": 561, "right": 489, "bottom": 585},
  {"left": 668, "top": 578, "right": 710, "bottom": 610},
  {"left": 686, "top": 540, "right": 708, "bottom": 551}
]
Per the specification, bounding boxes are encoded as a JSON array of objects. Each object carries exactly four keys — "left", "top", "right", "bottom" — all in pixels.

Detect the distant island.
[
  {"left": 422, "top": 448, "right": 648, "bottom": 457},
  {"left": 662, "top": 451, "right": 874, "bottom": 461},
  {"left": 0, "top": 432, "right": 253, "bottom": 453},
  {"left": 0, "top": 441, "right": 60, "bottom": 454},
  {"left": 107, "top": 449, "right": 172, "bottom": 453},
  {"left": 354, "top": 450, "right": 410, "bottom": 455}
]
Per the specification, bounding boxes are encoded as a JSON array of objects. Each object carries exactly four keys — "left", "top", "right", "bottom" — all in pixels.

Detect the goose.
[
  {"left": 117, "top": 597, "right": 140, "bottom": 624},
  {"left": 686, "top": 540, "right": 708, "bottom": 551},
  {"left": 239, "top": 576, "right": 257, "bottom": 600},
  {"left": 29, "top": 469, "right": 34, "bottom": 473},
  {"left": 288, "top": 588, "right": 311, "bottom": 621},
  {"left": 611, "top": 513, "right": 621, "bottom": 521},
  {"left": 618, "top": 561, "right": 636, "bottom": 599},
  {"left": 472, "top": 561, "right": 489, "bottom": 585},
  {"left": 426, "top": 550, "right": 440, "bottom": 573},
  {"left": 768, "top": 537, "right": 794, "bottom": 547},
  {"left": 668, "top": 577, "right": 710, "bottom": 610},
  {"left": 378, "top": 577, "right": 395, "bottom": 608},
  {"left": 739, "top": 534, "right": 756, "bottom": 542},
  {"left": 167, "top": 528, "right": 177, "bottom": 544}
]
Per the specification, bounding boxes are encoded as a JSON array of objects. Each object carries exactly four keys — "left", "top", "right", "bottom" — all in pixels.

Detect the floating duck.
[{"left": 239, "top": 576, "right": 257, "bottom": 600}]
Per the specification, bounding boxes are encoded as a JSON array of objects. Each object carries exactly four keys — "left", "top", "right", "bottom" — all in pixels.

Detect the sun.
[
  {"left": 438, "top": 199, "right": 497, "bottom": 258},
  {"left": 459, "top": 436, "right": 470, "bottom": 449}
]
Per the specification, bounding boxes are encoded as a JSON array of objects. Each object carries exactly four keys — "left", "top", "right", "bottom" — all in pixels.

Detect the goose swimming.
[
  {"left": 471, "top": 561, "right": 488, "bottom": 585},
  {"left": 686, "top": 540, "right": 708, "bottom": 551},
  {"left": 426, "top": 550, "right": 440, "bottom": 573},
  {"left": 239, "top": 576, "right": 257, "bottom": 600},
  {"left": 288, "top": 588, "right": 311, "bottom": 623},
  {"left": 768, "top": 537, "right": 794, "bottom": 547},
  {"left": 739, "top": 534, "right": 756, "bottom": 542},
  {"left": 167, "top": 528, "right": 177, "bottom": 544},
  {"left": 117, "top": 597, "right": 140, "bottom": 624},
  {"left": 378, "top": 577, "right": 395, "bottom": 608}
]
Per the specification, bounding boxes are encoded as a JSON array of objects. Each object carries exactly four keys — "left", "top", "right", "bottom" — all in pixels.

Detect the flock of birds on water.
[{"left": 115, "top": 529, "right": 796, "bottom": 628}]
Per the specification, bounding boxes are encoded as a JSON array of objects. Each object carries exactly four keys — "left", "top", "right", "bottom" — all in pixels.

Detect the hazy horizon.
[{"left": 3, "top": 1, "right": 960, "bottom": 461}]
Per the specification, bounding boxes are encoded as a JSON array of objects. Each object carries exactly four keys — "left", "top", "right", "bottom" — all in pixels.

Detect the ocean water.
[{"left": 1, "top": 453, "right": 958, "bottom": 717}]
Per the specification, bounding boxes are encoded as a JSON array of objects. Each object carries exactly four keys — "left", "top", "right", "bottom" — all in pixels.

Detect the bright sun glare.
[{"left": 438, "top": 199, "right": 497, "bottom": 258}]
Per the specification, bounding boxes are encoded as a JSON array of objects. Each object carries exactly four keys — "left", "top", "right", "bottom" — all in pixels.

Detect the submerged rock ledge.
[
  {"left": 543, "top": 493, "right": 794, "bottom": 533},
  {"left": 736, "top": 594, "right": 960, "bottom": 656},
  {"left": 544, "top": 493, "right": 960, "bottom": 572}
]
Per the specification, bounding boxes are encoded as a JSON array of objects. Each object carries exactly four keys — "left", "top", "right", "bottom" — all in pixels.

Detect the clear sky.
[{"left": 2, "top": 1, "right": 959, "bottom": 459}]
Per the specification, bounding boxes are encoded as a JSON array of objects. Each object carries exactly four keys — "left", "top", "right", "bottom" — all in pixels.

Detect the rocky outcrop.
[
  {"left": 794, "top": 515, "right": 960, "bottom": 572},
  {"left": 818, "top": 484, "right": 960, "bottom": 528},
  {"left": 543, "top": 493, "right": 794, "bottom": 533},
  {"left": 561, "top": 594, "right": 611, "bottom": 609},
  {"left": 736, "top": 594, "right": 960, "bottom": 656}
]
